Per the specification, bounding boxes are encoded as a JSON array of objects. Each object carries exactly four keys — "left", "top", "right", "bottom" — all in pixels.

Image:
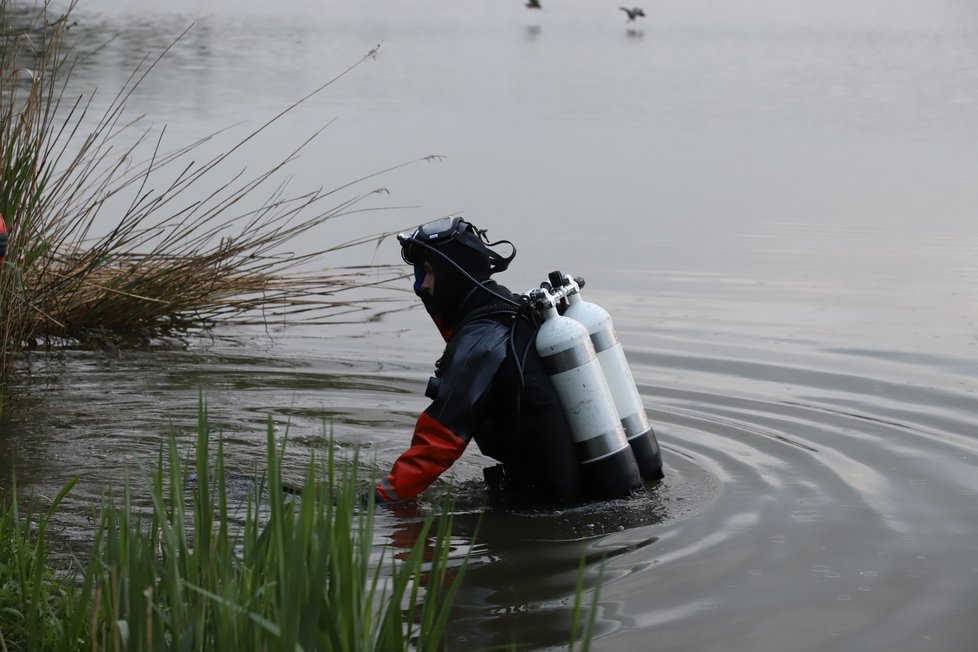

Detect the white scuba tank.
[
  {"left": 559, "top": 275, "right": 664, "bottom": 482},
  {"left": 531, "top": 288, "right": 643, "bottom": 498}
]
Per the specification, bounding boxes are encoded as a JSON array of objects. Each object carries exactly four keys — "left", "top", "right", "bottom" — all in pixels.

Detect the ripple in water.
[{"left": 2, "top": 322, "right": 976, "bottom": 651}]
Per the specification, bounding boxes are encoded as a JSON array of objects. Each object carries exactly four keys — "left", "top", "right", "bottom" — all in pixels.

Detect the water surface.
[{"left": 3, "top": 1, "right": 977, "bottom": 650}]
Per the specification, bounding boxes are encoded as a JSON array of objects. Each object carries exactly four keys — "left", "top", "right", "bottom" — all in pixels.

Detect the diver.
[{"left": 374, "top": 216, "right": 663, "bottom": 506}]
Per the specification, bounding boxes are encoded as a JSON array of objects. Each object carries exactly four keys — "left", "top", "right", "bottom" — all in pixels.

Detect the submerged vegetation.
[
  {"left": 0, "top": 1, "right": 420, "bottom": 374},
  {"left": 0, "top": 400, "right": 465, "bottom": 651}
]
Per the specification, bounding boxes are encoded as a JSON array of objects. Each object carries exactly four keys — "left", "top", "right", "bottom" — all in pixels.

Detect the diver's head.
[{"left": 398, "top": 216, "right": 515, "bottom": 321}]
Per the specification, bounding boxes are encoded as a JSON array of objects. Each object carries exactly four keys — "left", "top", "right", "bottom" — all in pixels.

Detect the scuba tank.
[
  {"left": 525, "top": 284, "right": 643, "bottom": 498},
  {"left": 553, "top": 272, "right": 664, "bottom": 482}
]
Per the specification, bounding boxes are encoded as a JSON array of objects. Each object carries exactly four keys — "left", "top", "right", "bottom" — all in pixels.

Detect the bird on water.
[
  {"left": 620, "top": 6, "right": 646, "bottom": 21},
  {"left": 526, "top": 0, "right": 542, "bottom": 9}
]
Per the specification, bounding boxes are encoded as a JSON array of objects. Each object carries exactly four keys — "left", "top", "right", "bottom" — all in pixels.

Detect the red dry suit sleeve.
[{"left": 376, "top": 412, "right": 467, "bottom": 502}]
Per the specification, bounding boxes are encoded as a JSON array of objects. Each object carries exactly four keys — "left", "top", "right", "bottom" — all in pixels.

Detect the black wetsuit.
[{"left": 377, "top": 280, "right": 583, "bottom": 504}]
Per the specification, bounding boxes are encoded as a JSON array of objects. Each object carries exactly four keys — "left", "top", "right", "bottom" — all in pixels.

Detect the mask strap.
[
  {"left": 465, "top": 223, "right": 516, "bottom": 274},
  {"left": 485, "top": 237, "right": 516, "bottom": 274}
]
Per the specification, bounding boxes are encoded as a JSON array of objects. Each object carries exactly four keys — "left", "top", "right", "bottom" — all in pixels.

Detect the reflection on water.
[
  {"left": 3, "top": 0, "right": 978, "bottom": 650},
  {"left": 377, "top": 483, "right": 670, "bottom": 650}
]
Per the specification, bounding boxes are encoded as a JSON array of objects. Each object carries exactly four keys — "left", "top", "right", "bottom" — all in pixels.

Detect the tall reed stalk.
[
  {"left": 0, "top": 397, "right": 465, "bottom": 651},
  {"left": 0, "top": 1, "right": 420, "bottom": 374}
]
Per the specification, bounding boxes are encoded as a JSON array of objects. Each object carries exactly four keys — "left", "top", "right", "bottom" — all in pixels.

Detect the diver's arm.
[
  {"left": 375, "top": 412, "right": 467, "bottom": 501},
  {"left": 375, "top": 317, "right": 510, "bottom": 502}
]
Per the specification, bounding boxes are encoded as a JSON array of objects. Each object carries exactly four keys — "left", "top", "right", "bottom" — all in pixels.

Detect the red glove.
[{"left": 375, "top": 412, "right": 467, "bottom": 502}]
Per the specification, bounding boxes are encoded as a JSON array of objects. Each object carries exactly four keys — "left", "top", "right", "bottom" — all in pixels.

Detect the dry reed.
[{"left": 0, "top": 1, "right": 423, "bottom": 371}]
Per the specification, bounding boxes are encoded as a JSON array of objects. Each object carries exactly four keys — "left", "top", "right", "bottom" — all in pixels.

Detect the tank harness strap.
[{"left": 455, "top": 302, "right": 520, "bottom": 328}]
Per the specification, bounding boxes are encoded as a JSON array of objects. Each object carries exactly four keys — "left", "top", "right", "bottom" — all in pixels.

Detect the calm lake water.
[{"left": 3, "top": 0, "right": 978, "bottom": 649}]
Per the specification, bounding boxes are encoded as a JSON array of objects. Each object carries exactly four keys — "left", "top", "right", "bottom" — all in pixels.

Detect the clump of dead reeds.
[{"left": 0, "top": 2, "right": 419, "bottom": 371}]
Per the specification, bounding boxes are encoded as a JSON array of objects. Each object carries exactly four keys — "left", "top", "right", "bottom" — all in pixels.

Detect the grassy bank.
[
  {"left": 0, "top": 1, "right": 418, "bottom": 375},
  {"left": 0, "top": 399, "right": 463, "bottom": 651}
]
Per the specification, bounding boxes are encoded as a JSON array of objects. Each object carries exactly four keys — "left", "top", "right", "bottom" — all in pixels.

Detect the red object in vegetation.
[{"left": 0, "top": 213, "right": 7, "bottom": 265}]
